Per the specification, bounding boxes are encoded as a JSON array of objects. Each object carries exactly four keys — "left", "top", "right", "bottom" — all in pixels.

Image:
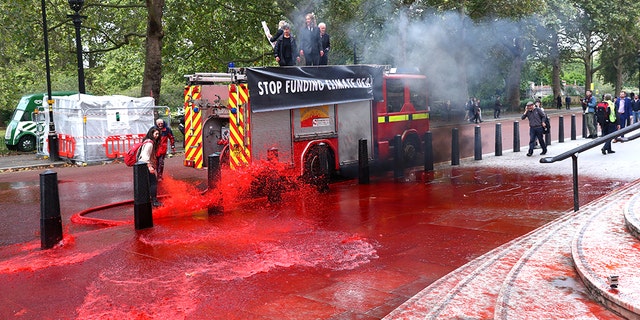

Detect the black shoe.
[
  {"left": 540, "top": 151, "right": 547, "bottom": 155},
  {"left": 526, "top": 152, "right": 533, "bottom": 157},
  {"left": 608, "top": 150, "right": 615, "bottom": 154},
  {"left": 152, "top": 200, "right": 163, "bottom": 207},
  {"left": 601, "top": 149, "right": 606, "bottom": 155}
]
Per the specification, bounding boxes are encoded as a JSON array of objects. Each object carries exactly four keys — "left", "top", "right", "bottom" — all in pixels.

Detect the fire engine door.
[
  {"left": 202, "top": 117, "right": 228, "bottom": 159},
  {"left": 250, "top": 109, "right": 292, "bottom": 163},
  {"left": 336, "top": 101, "right": 373, "bottom": 165}
]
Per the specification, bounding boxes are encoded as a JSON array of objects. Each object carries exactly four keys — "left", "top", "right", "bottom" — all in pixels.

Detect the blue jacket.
[
  {"left": 585, "top": 96, "right": 597, "bottom": 113},
  {"left": 614, "top": 97, "right": 632, "bottom": 119}
]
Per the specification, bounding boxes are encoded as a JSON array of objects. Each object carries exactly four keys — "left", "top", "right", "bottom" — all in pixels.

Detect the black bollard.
[
  {"left": 133, "top": 162, "right": 153, "bottom": 230},
  {"left": 582, "top": 113, "right": 587, "bottom": 138},
  {"left": 451, "top": 128, "right": 459, "bottom": 165},
  {"left": 40, "top": 170, "right": 63, "bottom": 249},
  {"left": 474, "top": 126, "right": 482, "bottom": 160},
  {"left": 423, "top": 132, "right": 434, "bottom": 172},
  {"left": 207, "top": 153, "right": 221, "bottom": 190},
  {"left": 558, "top": 115, "right": 564, "bottom": 143},
  {"left": 495, "top": 123, "right": 502, "bottom": 156},
  {"left": 571, "top": 114, "right": 577, "bottom": 140},
  {"left": 545, "top": 124, "right": 551, "bottom": 146},
  {"left": 358, "top": 139, "right": 370, "bottom": 184},
  {"left": 513, "top": 121, "right": 520, "bottom": 152},
  {"left": 393, "top": 134, "right": 404, "bottom": 179},
  {"left": 207, "top": 153, "right": 223, "bottom": 214}
]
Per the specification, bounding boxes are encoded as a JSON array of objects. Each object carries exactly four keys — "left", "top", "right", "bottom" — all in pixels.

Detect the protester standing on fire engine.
[
  {"left": 318, "top": 22, "right": 330, "bottom": 65},
  {"left": 522, "top": 101, "right": 547, "bottom": 156},
  {"left": 138, "top": 127, "right": 162, "bottom": 207},
  {"left": 269, "top": 20, "right": 286, "bottom": 43},
  {"left": 274, "top": 24, "right": 300, "bottom": 66},
  {"left": 299, "top": 13, "right": 323, "bottom": 65},
  {"left": 153, "top": 118, "right": 175, "bottom": 181}
]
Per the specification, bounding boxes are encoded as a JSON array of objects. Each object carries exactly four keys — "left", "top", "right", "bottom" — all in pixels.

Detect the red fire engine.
[{"left": 182, "top": 65, "right": 429, "bottom": 179}]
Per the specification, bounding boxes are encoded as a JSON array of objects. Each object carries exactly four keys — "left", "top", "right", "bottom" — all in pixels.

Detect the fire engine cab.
[{"left": 183, "top": 65, "right": 429, "bottom": 180}]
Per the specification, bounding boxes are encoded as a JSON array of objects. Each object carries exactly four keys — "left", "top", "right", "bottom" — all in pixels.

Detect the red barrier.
[
  {"left": 58, "top": 134, "right": 76, "bottom": 158},
  {"left": 104, "top": 134, "right": 146, "bottom": 159}
]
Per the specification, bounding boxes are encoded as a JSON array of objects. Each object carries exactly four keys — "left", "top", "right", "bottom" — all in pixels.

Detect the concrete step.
[
  {"left": 384, "top": 208, "right": 591, "bottom": 318},
  {"left": 571, "top": 190, "right": 640, "bottom": 319},
  {"left": 624, "top": 193, "right": 640, "bottom": 241},
  {"left": 385, "top": 181, "right": 640, "bottom": 319},
  {"left": 494, "top": 198, "right": 616, "bottom": 319}
]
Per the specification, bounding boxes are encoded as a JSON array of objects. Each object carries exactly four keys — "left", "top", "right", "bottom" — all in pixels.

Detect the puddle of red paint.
[{"left": 0, "top": 164, "right": 627, "bottom": 319}]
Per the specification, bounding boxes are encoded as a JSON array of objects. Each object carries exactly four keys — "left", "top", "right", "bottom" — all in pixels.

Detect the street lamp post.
[
  {"left": 41, "top": 0, "right": 59, "bottom": 161},
  {"left": 68, "top": 0, "right": 86, "bottom": 94}
]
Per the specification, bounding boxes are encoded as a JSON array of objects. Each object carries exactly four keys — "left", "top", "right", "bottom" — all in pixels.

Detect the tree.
[{"left": 141, "top": 0, "right": 164, "bottom": 102}]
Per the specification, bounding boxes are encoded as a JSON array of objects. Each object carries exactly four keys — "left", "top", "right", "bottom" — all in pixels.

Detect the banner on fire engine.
[{"left": 246, "top": 65, "right": 385, "bottom": 113}]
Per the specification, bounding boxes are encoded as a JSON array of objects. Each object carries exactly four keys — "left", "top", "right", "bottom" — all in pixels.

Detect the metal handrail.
[{"left": 539, "top": 121, "right": 640, "bottom": 212}]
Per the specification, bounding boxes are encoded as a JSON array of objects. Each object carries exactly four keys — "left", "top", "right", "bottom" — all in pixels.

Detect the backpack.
[
  {"left": 595, "top": 101, "right": 610, "bottom": 125},
  {"left": 124, "top": 140, "right": 151, "bottom": 166}
]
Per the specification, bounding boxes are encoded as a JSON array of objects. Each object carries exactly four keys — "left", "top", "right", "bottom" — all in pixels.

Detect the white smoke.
[{"left": 351, "top": 7, "right": 536, "bottom": 107}]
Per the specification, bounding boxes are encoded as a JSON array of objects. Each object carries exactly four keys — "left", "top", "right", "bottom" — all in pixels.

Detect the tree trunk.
[
  {"left": 551, "top": 32, "right": 562, "bottom": 100},
  {"left": 614, "top": 55, "right": 623, "bottom": 96},
  {"left": 505, "top": 37, "right": 525, "bottom": 111},
  {"left": 584, "top": 36, "right": 592, "bottom": 94},
  {"left": 141, "top": 0, "right": 164, "bottom": 103}
]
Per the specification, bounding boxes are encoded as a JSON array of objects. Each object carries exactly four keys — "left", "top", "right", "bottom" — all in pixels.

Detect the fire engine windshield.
[
  {"left": 385, "top": 78, "right": 428, "bottom": 113},
  {"left": 408, "top": 79, "right": 427, "bottom": 111},
  {"left": 386, "top": 79, "right": 404, "bottom": 113}
]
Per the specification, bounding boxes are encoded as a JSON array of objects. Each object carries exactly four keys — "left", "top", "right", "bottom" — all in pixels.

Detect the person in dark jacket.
[
  {"left": 274, "top": 24, "right": 300, "bottom": 66},
  {"left": 522, "top": 101, "right": 547, "bottom": 156},
  {"left": 598, "top": 94, "right": 617, "bottom": 154},
  {"left": 153, "top": 118, "right": 175, "bottom": 181},
  {"left": 318, "top": 22, "right": 330, "bottom": 65},
  {"left": 631, "top": 93, "right": 640, "bottom": 124}
]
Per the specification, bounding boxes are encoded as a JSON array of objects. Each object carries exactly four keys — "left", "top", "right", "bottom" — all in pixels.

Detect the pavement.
[
  {"left": 2, "top": 109, "right": 640, "bottom": 319},
  {"left": 0, "top": 152, "right": 67, "bottom": 172}
]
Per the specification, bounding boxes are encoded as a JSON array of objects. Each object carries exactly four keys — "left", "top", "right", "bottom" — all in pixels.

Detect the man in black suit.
[
  {"left": 318, "top": 22, "right": 331, "bottom": 65},
  {"left": 299, "top": 13, "right": 323, "bottom": 66}
]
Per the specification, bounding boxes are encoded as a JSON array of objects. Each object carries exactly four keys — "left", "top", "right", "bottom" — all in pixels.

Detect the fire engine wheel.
[
  {"left": 402, "top": 138, "right": 420, "bottom": 166},
  {"left": 17, "top": 135, "right": 36, "bottom": 152},
  {"left": 304, "top": 147, "right": 334, "bottom": 180}
]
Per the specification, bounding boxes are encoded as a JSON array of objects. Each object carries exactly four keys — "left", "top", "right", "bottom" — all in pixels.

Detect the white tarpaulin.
[{"left": 38, "top": 94, "right": 159, "bottom": 163}]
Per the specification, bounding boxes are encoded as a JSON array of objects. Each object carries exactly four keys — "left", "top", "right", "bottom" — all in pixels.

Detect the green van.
[{"left": 4, "top": 92, "right": 76, "bottom": 152}]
